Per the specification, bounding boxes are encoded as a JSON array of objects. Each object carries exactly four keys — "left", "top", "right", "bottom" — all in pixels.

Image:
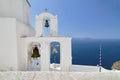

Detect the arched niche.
[
  {"left": 35, "top": 12, "right": 58, "bottom": 37},
  {"left": 50, "top": 41, "right": 61, "bottom": 70},
  {"left": 43, "top": 18, "right": 50, "bottom": 37},
  {"left": 27, "top": 42, "right": 41, "bottom": 71}
]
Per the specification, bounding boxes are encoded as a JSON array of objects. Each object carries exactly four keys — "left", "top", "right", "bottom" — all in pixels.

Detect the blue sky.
[{"left": 29, "top": 0, "right": 120, "bottom": 39}]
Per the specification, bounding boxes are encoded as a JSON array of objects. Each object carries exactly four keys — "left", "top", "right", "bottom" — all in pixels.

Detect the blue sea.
[{"left": 50, "top": 38, "right": 120, "bottom": 70}]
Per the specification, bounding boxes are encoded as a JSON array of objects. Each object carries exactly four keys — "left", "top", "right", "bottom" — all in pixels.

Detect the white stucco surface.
[
  {"left": 0, "top": 0, "right": 31, "bottom": 25},
  {"left": 21, "top": 37, "right": 72, "bottom": 71},
  {"left": 0, "top": 17, "right": 34, "bottom": 71},
  {"left": 50, "top": 64, "right": 110, "bottom": 72},
  {"left": 0, "top": 71, "right": 120, "bottom": 80},
  {"left": 0, "top": 0, "right": 35, "bottom": 71},
  {"left": 16, "top": 20, "right": 35, "bottom": 70},
  {"left": 0, "top": 18, "right": 18, "bottom": 71},
  {"left": 35, "top": 12, "right": 58, "bottom": 37}
]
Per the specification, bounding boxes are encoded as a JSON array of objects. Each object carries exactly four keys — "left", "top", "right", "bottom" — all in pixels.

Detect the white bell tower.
[
  {"left": 35, "top": 9, "right": 58, "bottom": 37},
  {"left": 21, "top": 10, "right": 72, "bottom": 71}
]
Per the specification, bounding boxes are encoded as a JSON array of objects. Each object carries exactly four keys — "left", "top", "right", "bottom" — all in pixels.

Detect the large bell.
[
  {"left": 31, "top": 46, "right": 40, "bottom": 58},
  {"left": 45, "top": 20, "right": 49, "bottom": 28}
]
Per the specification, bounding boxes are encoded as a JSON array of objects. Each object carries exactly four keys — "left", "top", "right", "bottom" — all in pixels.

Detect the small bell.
[
  {"left": 52, "top": 46, "right": 58, "bottom": 55},
  {"left": 31, "top": 46, "right": 40, "bottom": 58},
  {"left": 52, "top": 45, "right": 58, "bottom": 64},
  {"left": 45, "top": 20, "right": 49, "bottom": 28}
]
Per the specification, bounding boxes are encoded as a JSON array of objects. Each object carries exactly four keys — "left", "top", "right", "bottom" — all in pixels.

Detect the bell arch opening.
[
  {"left": 43, "top": 18, "right": 51, "bottom": 37},
  {"left": 50, "top": 42, "right": 61, "bottom": 71},
  {"left": 35, "top": 12, "right": 58, "bottom": 37},
  {"left": 27, "top": 42, "right": 41, "bottom": 71}
]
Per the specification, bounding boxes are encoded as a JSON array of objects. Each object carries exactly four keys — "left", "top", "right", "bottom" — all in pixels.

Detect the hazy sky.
[{"left": 29, "top": 0, "right": 120, "bottom": 39}]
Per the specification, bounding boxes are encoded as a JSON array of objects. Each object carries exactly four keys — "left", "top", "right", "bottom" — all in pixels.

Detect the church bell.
[
  {"left": 31, "top": 46, "right": 40, "bottom": 58},
  {"left": 52, "top": 46, "right": 58, "bottom": 55},
  {"left": 45, "top": 20, "right": 49, "bottom": 28}
]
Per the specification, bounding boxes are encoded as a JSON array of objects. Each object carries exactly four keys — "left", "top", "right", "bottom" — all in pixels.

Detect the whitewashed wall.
[
  {"left": 0, "top": 0, "right": 31, "bottom": 25},
  {"left": 35, "top": 12, "right": 58, "bottom": 37},
  {"left": 0, "top": 0, "right": 35, "bottom": 71},
  {"left": 16, "top": 20, "right": 35, "bottom": 70},
  {"left": 21, "top": 37, "right": 72, "bottom": 71},
  {"left": 0, "top": 17, "right": 35, "bottom": 71},
  {"left": 0, "top": 71, "right": 120, "bottom": 80},
  {"left": 0, "top": 18, "right": 18, "bottom": 71}
]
